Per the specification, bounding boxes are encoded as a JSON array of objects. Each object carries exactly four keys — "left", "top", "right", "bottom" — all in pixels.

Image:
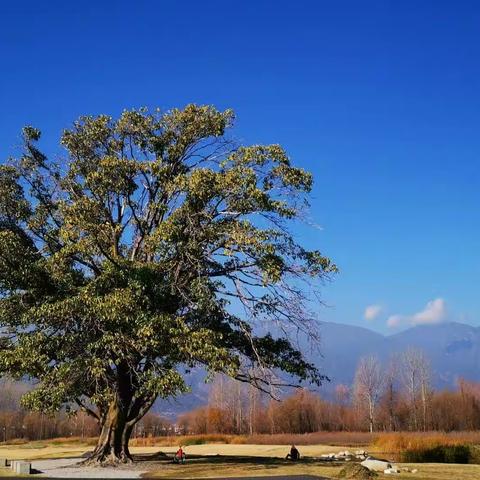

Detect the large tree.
[{"left": 0, "top": 105, "right": 336, "bottom": 463}]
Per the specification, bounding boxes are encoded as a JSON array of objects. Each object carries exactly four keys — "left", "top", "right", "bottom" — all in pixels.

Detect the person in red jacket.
[{"left": 173, "top": 445, "right": 186, "bottom": 463}]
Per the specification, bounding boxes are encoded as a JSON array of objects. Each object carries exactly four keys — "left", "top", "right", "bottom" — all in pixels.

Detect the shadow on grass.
[
  {"left": 134, "top": 451, "right": 342, "bottom": 478},
  {"left": 134, "top": 451, "right": 340, "bottom": 465}
]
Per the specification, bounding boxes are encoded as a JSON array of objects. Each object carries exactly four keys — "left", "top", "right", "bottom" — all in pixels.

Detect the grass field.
[
  {"left": 0, "top": 441, "right": 347, "bottom": 461},
  {"left": 0, "top": 442, "right": 165, "bottom": 460},
  {"left": 145, "top": 458, "right": 480, "bottom": 480},
  {"left": 1, "top": 438, "right": 480, "bottom": 479}
]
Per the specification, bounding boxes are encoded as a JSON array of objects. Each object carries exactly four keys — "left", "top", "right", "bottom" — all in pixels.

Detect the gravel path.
[{"left": 31, "top": 457, "right": 148, "bottom": 478}]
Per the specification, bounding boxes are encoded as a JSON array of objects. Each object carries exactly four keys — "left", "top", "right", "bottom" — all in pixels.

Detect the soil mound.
[{"left": 337, "top": 462, "right": 378, "bottom": 479}]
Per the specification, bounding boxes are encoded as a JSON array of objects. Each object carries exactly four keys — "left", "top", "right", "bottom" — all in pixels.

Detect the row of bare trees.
[
  {"left": 179, "top": 349, "right": 480, "bottom": 434},
  {"left": 0, "top": 380, "right": 173, "bottom": 441},
  {"left": 2, "top": 348, "right": 480, "bottom": 439},
  {"left": 354, "top": 348, "right": 432, "bottom": 432}
]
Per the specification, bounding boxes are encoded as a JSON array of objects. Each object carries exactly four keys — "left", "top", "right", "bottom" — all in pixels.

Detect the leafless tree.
[
  {"left": 354, "top": 355, "right": 384, "bottom": 432},
  {"left": 401, "top": 347, "right": 431, "bottom": 431},
  {"left": 384, "top": 354, "right": 401, "bottom": 431},
  {"left": 418, "top": 353, "right": 432, "bottom": 431}
]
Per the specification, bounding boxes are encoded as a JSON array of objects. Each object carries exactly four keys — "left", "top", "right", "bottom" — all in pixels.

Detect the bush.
[
  {"left": 402, "top": 445, "right": 471, "bottom": 463},
  {"left": 1, "top": 438, "right": 28, "bottom": 446},
  {"left": 181, "top": 434, "right": 229, "bottom": 446},
  {"left": 229, "top": 436, "right": 248, "bottom": 444}
]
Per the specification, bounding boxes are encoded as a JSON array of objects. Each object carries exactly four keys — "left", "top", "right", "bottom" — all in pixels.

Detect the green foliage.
[
  {"left": 0, "top": 104, "right": 336, "bottom": 426},
  {"left": 402, "top": 445, "right": 471, "bottom": 464}
]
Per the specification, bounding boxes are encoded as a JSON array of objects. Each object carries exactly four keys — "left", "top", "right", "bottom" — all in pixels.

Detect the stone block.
[{"left": 15, "top": 461, "right": 31, "bottom": 474}]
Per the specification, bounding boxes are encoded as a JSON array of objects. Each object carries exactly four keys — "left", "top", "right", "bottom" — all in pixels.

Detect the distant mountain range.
[
  {"left": 316, "top": 321, "right": 480, "bottom": 389},
  {"left": 155, "top": 321, "right": 480, "bottom": 418}
]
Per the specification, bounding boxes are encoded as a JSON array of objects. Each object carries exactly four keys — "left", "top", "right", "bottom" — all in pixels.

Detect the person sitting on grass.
[
  {"left": 173, "top": 445, "right": 186, "bottom": 464},
  {"left": 286, "top": 444, "right": 300, "bottom": 461}
]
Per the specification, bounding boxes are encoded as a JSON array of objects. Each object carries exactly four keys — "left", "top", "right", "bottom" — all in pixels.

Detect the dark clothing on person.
[{"left": 286, "top": 446, "right": 300, "bottom": 460}]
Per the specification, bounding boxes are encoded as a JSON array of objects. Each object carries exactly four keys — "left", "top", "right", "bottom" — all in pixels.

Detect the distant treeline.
[
  {"left": 177, "top": 378, "right": 480, "bottom": 435},
  {"left": 178, "top": 350, "right": 480, "bottom": 435},
  {"left": 2, "top": 348, "right": 480, "bottom": 440},
  {"left": 0, "top": 380, "right": 172, "bottom": 442}
]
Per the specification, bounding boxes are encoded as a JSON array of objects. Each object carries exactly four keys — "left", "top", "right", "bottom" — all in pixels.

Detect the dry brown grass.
[
  {"left": 132, "top": 431, "right": 375, "bottom": 447},
  {"left": 246, "top": 432, "right": 375, "bottom": 446},
  {"left": 144, "top": 458, "right": 480, "bottom": 479},
  {"left": 143, "top": 455, "right": 342, "bottom": 479},
  {"left": 373, "top": 432, "right": 480, "bottom": 454},
  {"left": 0, "top": 436, "right": 98, "bottom": 447},
  {"left": 130, "top": 433, "right": 237, "bottom": 447},
  {"left": 3, "top": 430, "right": 480, "bottom": 451},
  {"left": 2, "top": 437, "right": 480, "bottom": 479}
]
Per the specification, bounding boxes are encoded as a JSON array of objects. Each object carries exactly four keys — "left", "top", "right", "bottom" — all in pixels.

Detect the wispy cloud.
[
  {"left": 364, "top": 304, "right": 383, "bottom": 321},
  {"left": 386, "top": 314, "right": 403, "bottom": 328},
  {"left": 387, "top": 298, "right": 448, "bottom": 329}
]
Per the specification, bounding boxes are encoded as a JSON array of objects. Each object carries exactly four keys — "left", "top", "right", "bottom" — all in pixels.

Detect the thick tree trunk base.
[
  {"left": 81, "top": 410, "right": 134, "bottom": 465},
  {"left": 81, "top": 445, "right": 133, "bottom": 466}
]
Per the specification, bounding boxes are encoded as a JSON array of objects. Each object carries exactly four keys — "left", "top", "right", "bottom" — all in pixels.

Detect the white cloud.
[
  {"left": 364, "top": 304, "right": 383, "bottom": 321},
  {"left": 386, "top": 314, "right": 403, "bottom": 328},
  {"left": 411, "top": 298, "right": 448, "bottom": 325},
  {"left": 386, "top": 298, "right": 448, "bottom": 329}
]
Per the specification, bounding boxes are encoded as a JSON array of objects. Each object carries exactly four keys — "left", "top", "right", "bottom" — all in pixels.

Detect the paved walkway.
[{"left": 31, "top": 457, "right": 147, "bottom": 478}]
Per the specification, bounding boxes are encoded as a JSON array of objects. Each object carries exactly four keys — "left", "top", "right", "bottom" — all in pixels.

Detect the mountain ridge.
[{"left": 156, "top": 321, "right": 480, "bottom": 417}]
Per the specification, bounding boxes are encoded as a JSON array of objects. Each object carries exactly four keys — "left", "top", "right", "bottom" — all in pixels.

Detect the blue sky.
[{"left": 1, "top": 0, "right": 479, "bottom": 333}]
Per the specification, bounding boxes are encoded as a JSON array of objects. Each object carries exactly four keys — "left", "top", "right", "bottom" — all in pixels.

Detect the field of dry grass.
[
  {"left": 144, "top": 460, "right": 480, "bottom": 480},
  {"left": 129, "top": 431, "right": 376, "bottom": 447},
  {"left": 0, "top": 441, "right": 347, "bottom": 461},
  {"left": 0, "top": 441, "right": 162, "bottom": 461},
  {"left": 2, "top": 434, "right": 480, "bottom": 479},
  {"left": 373, "top": 432, "right": 480, "bottom": 453}
]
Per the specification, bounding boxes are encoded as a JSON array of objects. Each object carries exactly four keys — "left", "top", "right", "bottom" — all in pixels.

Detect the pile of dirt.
[{"left": 337, "top": 462, "right": 378, "bottom": 479}]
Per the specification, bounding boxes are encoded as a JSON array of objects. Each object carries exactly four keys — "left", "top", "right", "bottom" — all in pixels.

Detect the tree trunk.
[
  {"left": 388, "top": 382, "right": 395, "bottom": 432},
  {"left": 368, "top": 397, "right": 374, "bottom": 433},
  {"left": 421, "top": 383, "right": 428, "bottom": 432},
  {"left": 83, "top": 398, "right": 134, "bottom": 464}
]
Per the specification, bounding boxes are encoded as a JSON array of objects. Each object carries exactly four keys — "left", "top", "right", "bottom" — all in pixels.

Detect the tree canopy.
[{"left": 0, "top": 104, "right": 336, "bottom": 462}]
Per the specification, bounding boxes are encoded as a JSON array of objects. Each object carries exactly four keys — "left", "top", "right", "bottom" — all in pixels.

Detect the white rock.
[
  {"left": 384, "top": 467, "right": 401, "bottom": 474},
  {"left": 412, "top": 469, "right": 418, "bottom": 473},
  {"left": 361, "top": 458, "right": 392, "bottom": 472}
]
